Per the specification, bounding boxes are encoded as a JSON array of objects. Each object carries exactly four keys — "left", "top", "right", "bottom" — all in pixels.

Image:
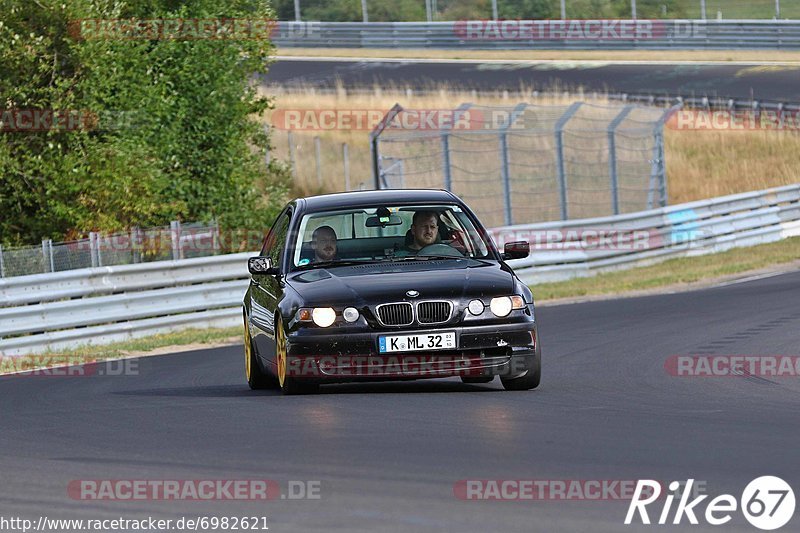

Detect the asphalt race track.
[
  {"left": 264, "top": 58, "right": 800, "bottom": 102},
  {"left": 2, "top": 270, "right": 799, "bottom": 532}
]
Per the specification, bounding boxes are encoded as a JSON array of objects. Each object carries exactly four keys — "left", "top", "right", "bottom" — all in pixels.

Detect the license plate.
[{"left": 378, "top": 332, "right": 456, "bottom": 353}]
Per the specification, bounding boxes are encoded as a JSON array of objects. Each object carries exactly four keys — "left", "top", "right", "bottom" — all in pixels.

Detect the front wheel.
[
  {"left": 501, "top": 351, "right": 541, "bottom": 391},
  {"left": 245, "top": 314, "right": 273, "bottom": 390},
  {"left": 276, "top": 318, "right": 320, "bottom": 395}
]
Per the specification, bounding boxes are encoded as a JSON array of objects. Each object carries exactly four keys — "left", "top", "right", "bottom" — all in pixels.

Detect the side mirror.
[
  {"left": 248, "top": 256, "right": 278, "bottom": 275},
  {"left": 502, "top": 241, "right": 530, "bottom": 260}
]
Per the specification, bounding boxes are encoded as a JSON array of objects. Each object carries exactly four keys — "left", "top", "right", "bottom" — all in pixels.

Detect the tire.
[
  {"left": 245, "top": 314, "right": 274, "bottom": 390},
  {"left": 461, "top": 376, "right": 494, "bottom": 384},
  {"left": 501, "top": 350, "right": 541, "bottom": 391},
  {"left": 275, "top": 318, "right": 320, "bottom": 395}
]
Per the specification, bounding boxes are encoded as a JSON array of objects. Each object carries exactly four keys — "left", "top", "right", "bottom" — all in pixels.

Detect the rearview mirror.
[
  {"left": 502, "top": 241, "right": 530, "bottom": 260},
  {"left": 365, "top": 214, "right": 402, "bottom": 227},
  {"left": 248, "top": 256, "right": 278, "bottom": 275}
]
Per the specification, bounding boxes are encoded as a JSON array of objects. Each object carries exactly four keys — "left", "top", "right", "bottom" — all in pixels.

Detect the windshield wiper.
[
  {"left": 295, "top": 259, "right": 381, "bottom": 270},
  {"left": 389, "top": 255, "right": 464, "bottom": 261}
]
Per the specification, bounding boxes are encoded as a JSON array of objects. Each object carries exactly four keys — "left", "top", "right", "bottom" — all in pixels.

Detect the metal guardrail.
[
  {"left": 273, "top": 20, "right": 800, "bottom": 50},
  {"left": 496, "top": 184, "right": 800, "bottom": 283},
  {"left": 1, "top": 184, "right": 798, "bottom": 356}
]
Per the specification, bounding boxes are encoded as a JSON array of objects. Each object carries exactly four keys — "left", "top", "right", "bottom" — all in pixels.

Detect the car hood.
[{"left": 286, "top": 259, "right": 516, "bottom": 306}]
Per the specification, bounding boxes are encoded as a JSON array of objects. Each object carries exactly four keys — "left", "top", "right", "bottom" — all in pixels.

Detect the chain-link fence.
[
  {"left": 278, "top": 0, "right": 798, "bottom": 21},
  {"left": 0, "top": 221, "right": 220, "bottom": 279},
  {"left": 371, "top": 102, "right": 674, "bottom": 228}
]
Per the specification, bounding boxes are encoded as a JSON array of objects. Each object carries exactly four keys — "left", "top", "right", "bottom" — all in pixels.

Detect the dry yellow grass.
[
  {"left": 262, "top": 86, "right": 800, "bottom": 209},
  {"left": 276, "top": 47, "right": 800, "bottom": 64}
]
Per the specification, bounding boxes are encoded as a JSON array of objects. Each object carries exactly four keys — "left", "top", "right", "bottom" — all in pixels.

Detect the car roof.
[{"left": 298, "top": 189, "right": 459, "bottom": 212}]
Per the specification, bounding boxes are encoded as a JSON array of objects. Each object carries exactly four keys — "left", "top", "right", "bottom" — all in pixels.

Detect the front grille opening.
[
  {"left": 418, "top": 301, "right": 451, "bottom": 324},
  {"left": 377, "top": 303, "right": 414, "bottom": 326}
]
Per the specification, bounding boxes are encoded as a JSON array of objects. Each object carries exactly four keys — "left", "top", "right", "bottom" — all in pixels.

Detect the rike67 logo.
[{"left": 625, "top": 477, "right": 795, "bottom": 530}]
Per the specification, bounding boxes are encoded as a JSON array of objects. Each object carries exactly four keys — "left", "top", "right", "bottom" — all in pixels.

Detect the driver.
[
  {"left": 311, "top": 225, "right": 338, "bottom": 262},
  {"left": 404, "top": 211, "right": 439, "bottom": 253}
]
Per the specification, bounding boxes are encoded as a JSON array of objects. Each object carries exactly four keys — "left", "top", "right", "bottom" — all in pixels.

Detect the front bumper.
[{"left": 284, "top": 321, "right": 538, "bottom": 382}]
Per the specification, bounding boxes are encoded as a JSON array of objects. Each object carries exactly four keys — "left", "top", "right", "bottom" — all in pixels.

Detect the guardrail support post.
[
  {"left": 554, "top": 102, "right": 583, "bottom": 221},
  {"left": 608, "top": 105, "right": 635, "bottom": 216},
  {"left": 0, "top": 244, "right": 5, "bottom": 278},
  {"left": 343, "top": 142, "right": 351, "bottom": 191},
  {"left": 170, "top": 220, "right": 182, "bottom": 261}
]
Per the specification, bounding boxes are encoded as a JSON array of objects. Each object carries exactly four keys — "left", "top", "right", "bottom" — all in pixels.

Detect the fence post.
[
  {"left": 343, "top": 143, "right": 351, "bottom": 191},
  {"left": 264, "top": 124, "right": 270, "bottom": 167},
  {"left": 776, "top": 0, "right": 781, "bottom": 18},
  {"left": 361, "top": 0, "right": 368, "bottom": 22},
  {"left": 560, "top": 0, "right": 566, "bottom": 19},
  {"left": 491, "top": 0, "right": 498, "bottom": 19},
  {"left": 48, "top": 239, "right": 55, "bottom": 272},
  {"left": 499, "top": 133, "right": 513, "bottom": 226},
  {"left": 41, "top": 239, "right": 54, "bottom": 273},
  {"left": 608, "top": 105, "right": 635, "bottom": 216},
  {"left": 170, "top": 220, "right": 182, "bottom": 261},
  {"left": 631, "top": 0, "right": 637, "bottom": 19},
  {"left": 441, "top": 132, "right": 452, "bottom": 191},
  {"left": 294, "top": 0, "right": 301, "bottom": 21},
  {"left": 0, "top": 244, "right": 5, "bottom": 278},
  {"left": 554, "top": 102, "right": 583, "bottom": 221},
  {"left": 89, "top": 232, "right": 99, "bottom": 268},
  {"left": 700, "top": 0, "right": 707, "bottom": 19},
  {"left": 212, "top": 219, "right": 220, "bottom": 254},
  {"left": 131, "top": 226, "right": 141, "bottom": 263},
  {"left": 314, "top": 135, "right": 322, "bottom": 188},
  {"left": 287, "top": 130, "right": 298, "bottom": 180},
  {"left": 370, "top": 104, "right": 404, "bottom": 189}
]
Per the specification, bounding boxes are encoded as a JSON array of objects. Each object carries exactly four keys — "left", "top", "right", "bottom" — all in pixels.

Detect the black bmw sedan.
[{"left": 242, "top": 189, "right": 541, "bottom": 394}]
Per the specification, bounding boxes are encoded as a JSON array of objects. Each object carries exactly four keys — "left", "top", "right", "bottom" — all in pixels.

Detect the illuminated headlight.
[
  {"left": 342, "top": 307, "right": 360, "bottom": 323},
  {"left": 311, "top": 307, "right": 336, "bottom": 327},
  {"left": 489, "top": 296, "right": 525, "bottom": 317},
  {"left": 467, "top": 299, "right": 485, "bottom": 316}
]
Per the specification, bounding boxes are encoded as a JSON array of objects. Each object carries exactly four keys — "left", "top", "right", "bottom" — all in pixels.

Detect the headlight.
[
  {"left": 467, "top": 299, "right": 485, "bottom": 316},
  {"left": 489, "top": 296, "right": 525, "bottom": 317},
  {"left": 311, "top": 307, "right": 336, "bottom": 327},
  {"left": 342, "top": 307, "right": 360, "bottom": 323}
]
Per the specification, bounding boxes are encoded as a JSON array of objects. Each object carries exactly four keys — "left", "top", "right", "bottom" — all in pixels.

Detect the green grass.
[
  {"left": 531, "top": 236, "right": 800, "bottom": 301},
  {"left": 1, "top": 327, "right": 240, "bottom": 374}
]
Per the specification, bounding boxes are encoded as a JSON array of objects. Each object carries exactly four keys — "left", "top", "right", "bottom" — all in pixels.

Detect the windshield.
[{"left": 291, "top": 204, "right": 493, "bottom": 270}]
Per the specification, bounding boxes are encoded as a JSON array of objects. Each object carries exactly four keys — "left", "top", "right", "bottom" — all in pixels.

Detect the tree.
[{"left": 0, "top": 0, "right": 290, "bottom": 245}]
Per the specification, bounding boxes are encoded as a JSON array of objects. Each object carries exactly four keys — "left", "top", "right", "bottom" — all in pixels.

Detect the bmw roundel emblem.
[{"left": 406, "top": 290, "right": 420, "bottom": 298}]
